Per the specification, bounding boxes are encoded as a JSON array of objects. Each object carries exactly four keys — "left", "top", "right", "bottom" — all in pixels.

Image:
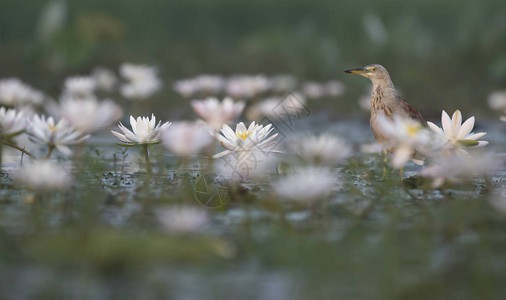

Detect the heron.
[{"left": 345, "top": 64, "right": 425, "bottom": 176}]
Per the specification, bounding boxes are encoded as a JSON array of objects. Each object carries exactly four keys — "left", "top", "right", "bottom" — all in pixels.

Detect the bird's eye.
[{"left": 371, "top": 68, "right": 376, "bottom": 71}]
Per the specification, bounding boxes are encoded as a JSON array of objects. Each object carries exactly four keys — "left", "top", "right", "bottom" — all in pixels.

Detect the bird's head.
[{"left": 344, "top": 64, "right": 391, "bottom": 83}]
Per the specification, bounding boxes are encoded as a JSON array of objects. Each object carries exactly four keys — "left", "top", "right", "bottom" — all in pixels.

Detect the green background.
[{"left": 1, "top": 0, "right": 506, "bottom": 117}]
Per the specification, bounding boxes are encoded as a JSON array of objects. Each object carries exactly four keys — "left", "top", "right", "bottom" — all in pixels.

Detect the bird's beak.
[{"left": 344, "top": 67, "right": 368, "bottom": 74}]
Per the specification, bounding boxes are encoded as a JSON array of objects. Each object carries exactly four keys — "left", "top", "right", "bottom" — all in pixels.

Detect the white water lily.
[
  {"left": 119, "top": 63, "right": 161, "bottom": 99},
  {"left": 0, "top": 78, "right": 44, "bottom": 106},
  {"left": 14, "top": 160, "right": 70, "bottom": 190},
  {"left": 0, "top": 107, "right": 26, "bottom": 136},
  {"left": 173, "top": 79, "right": 197, "bottom": 98},
  {"left": 92, "top": 67, "right": 117, "bottom": 92},
  {"left": 191, "top": 97, "right": 245, "bottom": 131},
  {"left": 273, "top": 167, "right": 338, "bottom": 203},
  {"left": 111, "top": 114, "right": 171, "bottom": 145},
  {"left": 301, "top": 81, "right": 326, "bottom": 99},
  {"left": 302, "top": 80, "right": 345, "bottom": 99},
  {"left": 193, "top": 75, "right": 224, "bottom": 93},
  {"left": 288, "top": 133, "right": 351, "bottom": 165},
  {"left": 173, "top": 75, "right": 224, "bottom": 98},
  {"left": 427, "top": 110, "right": 488, "bottom": 151},
  {"left": 58, "top": 96, "right": 122, "bottom": 133},
  {"left": 488, "top": 91, "right": 506, "bottom": 122},
  {"left": 246, "top": 94, "right": 307, "bottom": 121},
  {"left": 225, "top": 75, "right": 270, "bottom": 99},
  {"left": 214, "top": 121, "right": 279, "bottom": 159},
  {"left": 246, "top": 98, "right": 280, "bottom": 120},
  {"left": 215, "top": 149, "right": 281, "bottom": 181},
  {"left": 27, "top": 115, "right": 90, "bottom": 156},
  {"left": 268, "top": 74, "right": 297, "bottom": 92},
  {"left": 63, "top": 76, "right": 96, "bottom": 97},
  {"left": 161, "top": 121, "right": 214, "bottom": 157},
  {"left": 377, "top": 115, "right": 431, "bottom": 168},
  {"left": 420, "top": 153, "right": 495, "bottom": 188},
  {"left": 325, "top": 80, "right": 346, "bottom": 97}
]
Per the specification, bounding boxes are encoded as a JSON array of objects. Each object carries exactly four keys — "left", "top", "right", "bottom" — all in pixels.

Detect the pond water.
[{"left": 0, "top": 112, "right": 505, "bottom": 299}]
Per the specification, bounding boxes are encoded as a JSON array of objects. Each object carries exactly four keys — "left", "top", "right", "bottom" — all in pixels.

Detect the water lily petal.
[
  {"left": 129, "top": 115, "right": 137, "bottom": 134},
  {"left": 465, "top": 132, "right": 487, "bottom": 140},
  {"left": 236, "top": 122, "right": 247, "bottom": 134},
  {"left": 247, "top": 121, "right": 257, "bottom": 132},
  {"left": 392, "top": 145, "right": 413, "bottom": 169},
  {"left": 56, "top": 144, "right": 73, "bottom": 156},
  {"left": 111, "top": 130, "right": 130, "bottom": 143},
  {"left": 213, "top": 150, "right": 232, "bottom": 159},
  {"left": 427, "top": 121, "right": 443, "bottom": 134},
  {"left": 221, "top": 124, "right": 236, "bottom": 141},
  {"left": 441, "top": 110, "right": 452, "bottom": 137},
  {"left": 450, "top": 110, "right": 462, "bottom": 138},
  {"left": 457, "top": 116, "right": 475, "bottom": 139},
  {"left": 216, "top": 135, "right": 235, "bottom": 150}
]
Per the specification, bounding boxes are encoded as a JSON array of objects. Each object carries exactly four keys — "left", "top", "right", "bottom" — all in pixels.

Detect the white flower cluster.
[
  {"left": 0, "top": 78, "right": 45, "bottom": 107},
  {"left": 58, "top": 96, "right": 122, "bottom": 133},
  {"left": 288, "top": 133, "right": 352, "bottom": 166},
  {"left": 119, "top": 63, "right": 161, "bottom": 100},
  {"left": 63, "top": 76, "right": 96, "bottom": 98},
  {"left": 191, "top": 97, "right": 245, "bottom": 131},
  {"left": 58, "top": 64, "right": 161, "bottom": 101},
  {"left": 0, "top": 66, "right": 498, "bottom": 211},
  {"left": 246, "top": 93, "right": 307, "bottom": 121},
  {"left": 173, "top": 74, "right": 344, "bottom": 101},
  {"left": 161, "top": 121, "right": 214, "bottom": 157},
  {"left": 14, "top": 160, "right": 70, "bottom": 191},
  {"left": 0, "top": 65, "right": 132, "bottom": 191},
  {"left": 0, "top": 107, "right": 27, "bottom": 136},
  {"left": 273, "top": 167, "right": 338, "bottom": 204},
  {"left": 174, "top": 74, "right": 271, "bottom": 99},
  {"left": 173, "top": 75, "right": 225, "bottom": 97},
  {"left": 301, "top": 80, "right": 346, "bottom": 99},
  {"left": 373, "top": 110, "right": 490, "bottom": 187}
]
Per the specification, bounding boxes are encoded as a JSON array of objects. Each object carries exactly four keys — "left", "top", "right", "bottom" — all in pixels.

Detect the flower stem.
[
  {"left": 45, "top": 145, "right": 55, "bottom": 159},
  {"left": 0, "top": 137, "right": 3, "bottom": 171},
  {"left": 2, "top": 141, "right": 36, "bottom": 159},
  {"left": 143, "top": 144, "right": 152, "bottom": 175}
]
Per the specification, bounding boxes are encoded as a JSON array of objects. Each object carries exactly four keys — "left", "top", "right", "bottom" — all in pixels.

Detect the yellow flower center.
[
  {"left": 236, "top": 131, "right": 251, "bottom": 140},
  {"left": 406, "top": 125, "right": 420, "bottom": 136},
  {"left": 48, "top": 124, "right": 57, "bottom": 131}
]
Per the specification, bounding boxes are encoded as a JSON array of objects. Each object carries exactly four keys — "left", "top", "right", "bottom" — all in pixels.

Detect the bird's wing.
[{"left": 397, "top": 96, "right": 425, "bottom": 124}]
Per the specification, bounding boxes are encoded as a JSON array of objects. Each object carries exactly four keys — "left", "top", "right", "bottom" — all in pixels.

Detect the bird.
[{"left": 345, "top": 64, "right": 426, "bottom": 170}]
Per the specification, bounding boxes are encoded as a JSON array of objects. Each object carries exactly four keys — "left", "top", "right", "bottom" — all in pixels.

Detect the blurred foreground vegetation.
[{"left": 0, "top": 150, "right": 505, "bottom": 299}]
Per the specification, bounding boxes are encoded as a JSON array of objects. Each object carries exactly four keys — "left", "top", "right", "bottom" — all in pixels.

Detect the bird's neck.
[
  {"left": 370, "top": 78, "right": 398, "bottom": 117},
  {"left": 371, "top": 78, "right": 397, "bottom": 102}
]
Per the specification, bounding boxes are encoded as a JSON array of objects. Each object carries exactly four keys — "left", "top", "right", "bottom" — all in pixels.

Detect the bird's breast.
[
  {"left": 369, "top": 85, "right": 396, "bottom": 143},
  {"left": 370, "top": 112, "right": 389, "bottom": 143}
]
